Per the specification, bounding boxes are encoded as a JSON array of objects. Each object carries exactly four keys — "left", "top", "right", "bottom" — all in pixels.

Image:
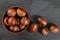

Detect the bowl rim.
[{"left": 2, "top": 6, "right": 30, "bottom": 34}]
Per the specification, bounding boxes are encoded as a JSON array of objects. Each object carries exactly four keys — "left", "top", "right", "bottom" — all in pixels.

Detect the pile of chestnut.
[
  {"left": 2, "top": 6, "right": 59, "bottom": 36},
  {"left": 3, "top": 6, "right": 30, "bottom": 33},
  {"left": 29, "top": 17, "right": 59, "bottom": 36}
]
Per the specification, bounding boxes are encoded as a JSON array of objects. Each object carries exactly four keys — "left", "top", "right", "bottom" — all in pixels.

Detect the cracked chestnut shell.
[
  {"left": 50, "top": 24, "right": 59, "bottom": 33},
  {"left": 21, "top": 17, "right": 29, "bottom": 26},
  {"left": 38, "top": 17, "right": 47, "bottom": 27},
  {"left": 29, "top": 23, "right": 38, "bottom": 32},
  {"left": 41, "top": 27, "right": 48, "bottom": 36},
  {"left": 8, "top": 17, "right": 17, "bottom": 26},
  {"left": 7, "top": 8, "right": 16, "bottom": 17},
  {"left": 17, "top": 8, "right": 26, "bottom": 17}
]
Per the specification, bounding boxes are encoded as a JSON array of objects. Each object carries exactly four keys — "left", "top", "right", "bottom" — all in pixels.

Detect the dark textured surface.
[{"left": 0, "top": 0, "right": 60, "bottom": 40}]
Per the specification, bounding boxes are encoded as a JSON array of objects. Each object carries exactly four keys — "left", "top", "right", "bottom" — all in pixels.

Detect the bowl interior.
[{"left": 2, "top": 6, "right": 30, "bottom": 34}]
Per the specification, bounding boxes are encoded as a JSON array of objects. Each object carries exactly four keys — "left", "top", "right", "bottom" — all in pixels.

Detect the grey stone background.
[{"left": 0, "top": 0, "right": 60, "bottom": 40}]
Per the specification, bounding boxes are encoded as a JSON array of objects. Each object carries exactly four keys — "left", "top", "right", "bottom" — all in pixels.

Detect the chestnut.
[
  {"left": 41, "top": 27, "right": 48, "bottom": 36},
  {"left": 16, "top": 19, "right": 20, "bottom": 25},
  {"left": 29, "top": 23, "right": 38, "bottom": 32},
  {"left": 21, "top": 17, "right": 29, "bottom": 26},
  {"left": 17, "top": 8, "right": 26, "bottom": 17},
  {"left": 8, "top": 17, "right": 17, "bottom": 26},
  {"left": 10, "top": 25, "right": 20, "bottom": 32},
  {"left": 7, "top": 8, "right": 16, "bottom": 17},
  {"left": 3, "top": 17, "right": 9, "bottom": 26},
  {"left": 19, "top": 24, "right": 25, "bottom": 30},
  {"left": 38, "top": 17, "right": 47, "bottom": 27},
  {"left": 9, "top": 26, "right": 14, "bottom": 31},
  {"left": 50, "top": 24, "right": 59, "bottom": 33}
]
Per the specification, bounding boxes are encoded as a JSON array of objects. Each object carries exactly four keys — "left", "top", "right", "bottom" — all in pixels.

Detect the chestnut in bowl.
[
  {"left": 7, "top": 8, "right": 16, "bottom": 17},
  {"left": 20, "top": 17, "right": 29, "bottom": 26},
  {"left": 8, "top": 17, "right": 17, "bottom": 26},
  {"left": 9, "top": 25, "right": 20, "bottom": 32},
  {"left": 17, "top": 8, "right": 26, "bottom": 17},
  {"left": 3, "top": 17, "right": 9, "bottom": 26},
  {"left": 19, "top": 24, "right": 25, "bottom": 30},
  {"left": 2, "top": 6, "right": 30, "bottom": 34}
]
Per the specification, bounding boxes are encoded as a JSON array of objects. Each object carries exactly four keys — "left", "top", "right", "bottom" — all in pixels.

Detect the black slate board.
[{"left": 0, "top": 0, "right": 60, "bottom": 40}]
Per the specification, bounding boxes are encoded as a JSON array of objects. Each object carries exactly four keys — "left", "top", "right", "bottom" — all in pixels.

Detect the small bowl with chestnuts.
[{"left": 2, "top": 6, "right": 30, "bottom": 34}]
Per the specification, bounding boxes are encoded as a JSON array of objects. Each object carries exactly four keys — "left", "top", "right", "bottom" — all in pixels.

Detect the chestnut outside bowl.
[{"left": 2, "top": 6, "right": 30, "bottom": 34}]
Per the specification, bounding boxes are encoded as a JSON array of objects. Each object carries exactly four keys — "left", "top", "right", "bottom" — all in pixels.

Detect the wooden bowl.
[{"left": 2, "top": 6, "right": 30, "bottom": 34}]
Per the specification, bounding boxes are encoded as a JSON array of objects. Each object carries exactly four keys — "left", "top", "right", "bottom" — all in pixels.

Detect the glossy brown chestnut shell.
[
  {"left": 17, "top": 8, "right": 26, "bottom": 17},
  {"left": 7, "top": 8, "right": 16, "bottom": 17},
  {"left": 19, "top": 24, "right": 25, "bottom": 30},
  {"left": 8, "top": 17, "right": 17, "bottom": 26},
  {"left": 41, "top": 27, "right": 48, "bottom": 36},
  {"left": 3, "top": 17, "right": 9, "bottom": 26},
  {"left": 29, "top": 23, "right": 38, "bottom": 32},
  {"left": 21, "top": 17, "right": 29, "bottom": 26},
  {"left": 38, "top": 17, "right": 47, "bottom": 27},
  {"left": 10, "top": 25, "right": 20, "bottom": 32},
  {"left": 2, "top": 6, "right": 30, "bottom": 34},
  {"left": 50, "top": 24, "right": 59, "bottom": 33}
]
